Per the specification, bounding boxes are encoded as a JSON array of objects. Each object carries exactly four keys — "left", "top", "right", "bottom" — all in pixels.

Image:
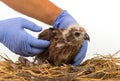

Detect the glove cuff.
[
  {"left": 53, "top": 10, "right": 67, "bottom": 28},
  {"left": 53, "top": 10, "right": 78, "bottom": 28}
]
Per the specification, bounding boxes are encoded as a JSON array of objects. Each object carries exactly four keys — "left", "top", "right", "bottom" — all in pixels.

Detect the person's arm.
[{"left": 1, "top": 0, "right": 62, "bottom": 25}]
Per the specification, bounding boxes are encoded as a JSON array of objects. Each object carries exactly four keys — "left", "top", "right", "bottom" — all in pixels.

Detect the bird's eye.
[{"left": 74, "top": 31, "right": 81, "bottom": 37}]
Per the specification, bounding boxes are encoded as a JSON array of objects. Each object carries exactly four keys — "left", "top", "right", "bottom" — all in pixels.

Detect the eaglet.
[{"left": 34, "top": 25, "right": 90, "bottom": 66}]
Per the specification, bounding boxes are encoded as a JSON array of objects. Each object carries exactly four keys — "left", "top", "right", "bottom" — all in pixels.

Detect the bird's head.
[{"left": 62, "top": 25, "right": 90, "bottom": 45}]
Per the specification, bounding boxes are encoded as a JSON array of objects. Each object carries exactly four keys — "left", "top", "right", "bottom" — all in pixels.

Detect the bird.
[{"left": 34, "top": 25, "right": 90, "bottom": 66}]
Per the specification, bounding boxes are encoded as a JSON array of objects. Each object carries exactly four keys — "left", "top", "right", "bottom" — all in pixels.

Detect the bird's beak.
[{"left": 84, "top": 33, "right": 90, "bottom": 41}]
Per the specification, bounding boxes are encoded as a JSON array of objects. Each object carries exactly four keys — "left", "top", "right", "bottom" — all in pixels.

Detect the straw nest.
[{"left": 0, "top": 50, "right": 120, "bottom": 81}]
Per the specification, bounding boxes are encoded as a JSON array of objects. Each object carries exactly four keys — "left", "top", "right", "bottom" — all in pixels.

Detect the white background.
[{"left": 0, "top": 0, "right": 120, "bottom": 62}]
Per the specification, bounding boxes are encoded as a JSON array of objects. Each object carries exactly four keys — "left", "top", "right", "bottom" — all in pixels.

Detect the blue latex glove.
[
  {"left": 0, "top": 17, "right": 50, "bottom": 57},
  {"left": 53, "top": 10, "right": 88, "bottom": 66}
]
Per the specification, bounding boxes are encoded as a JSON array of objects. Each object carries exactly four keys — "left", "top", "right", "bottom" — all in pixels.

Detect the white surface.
[{"left": 0, "top": 0, "right": 120, "bottom": 61}]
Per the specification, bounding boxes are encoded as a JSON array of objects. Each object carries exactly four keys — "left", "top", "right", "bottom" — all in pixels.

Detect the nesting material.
[{"left": 0, "top": 50, "right": 120, "bottom": 81}]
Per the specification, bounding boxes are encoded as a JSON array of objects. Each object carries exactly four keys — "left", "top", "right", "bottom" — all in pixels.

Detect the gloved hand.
[
  {"left": 53, "top": 10, "right": 88, "bottom": 66},
  {"left": 0, "top": 17, "right": 50, "bottom": 57}
]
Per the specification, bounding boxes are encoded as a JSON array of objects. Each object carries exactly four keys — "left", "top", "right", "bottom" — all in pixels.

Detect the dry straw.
[{"left": 0, "top": 50, "right": 120, "bottom": 81}]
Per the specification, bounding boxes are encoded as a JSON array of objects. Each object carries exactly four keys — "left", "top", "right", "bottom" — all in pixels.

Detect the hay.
[{"left": 0, "top": 50, "right": 120, "bottom": 81}]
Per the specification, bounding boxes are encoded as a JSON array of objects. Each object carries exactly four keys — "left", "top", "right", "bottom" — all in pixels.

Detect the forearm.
[{"left": 1, "top": 0, "right": 62, "bottom": 25}]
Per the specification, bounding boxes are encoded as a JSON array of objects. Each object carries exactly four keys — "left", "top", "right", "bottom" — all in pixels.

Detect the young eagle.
[{"left": 34, "top": 25, "right": 90, "bottom": 66}]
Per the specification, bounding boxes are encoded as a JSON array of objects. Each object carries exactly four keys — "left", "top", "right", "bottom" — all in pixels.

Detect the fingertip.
[
  {"left": 28, "top": 35, "right": 50, "bottom": 48},
  {"left": 38, "top": 40, "right": 50, "bottom": 48},
  {"left": 31, "top": 39, "right": 50, "bottom": 48},
  {"left": 73, "top": 52, "right": 86, "bottom": 66},
  {"left": 29, "top": 48, "right": 44, "bottom": 56},
  {"left": 72, "top": 60, "right": 81, "bottom": 66},
  {"left": 33, "top": 26, "right": 42, "bottom": 32},
  {"left": 72, "top": 41, "right": 88, "bottom": 66},
  {"left": 72, "top": 51, "right": 86, "bottom": 66},
  {"left": 73, "top": 46, "right": 87, "bottom": 62},
  {"left": 22, "top": 18, "right": 42, "bottom": 32}
]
